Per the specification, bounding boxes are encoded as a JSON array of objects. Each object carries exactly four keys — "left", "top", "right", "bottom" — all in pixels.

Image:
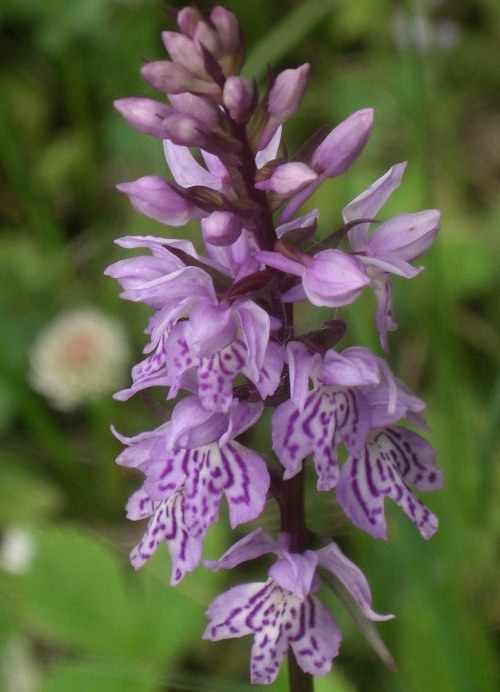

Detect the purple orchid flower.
[
  {"left": 203, "top": 529, "right": 392, "bottom": 684},
  {"left": 256, "top": 108, "right": 374, "bottom": 221},
  {"left": 343, "top": 163, "right": 441, "bottom": 349},
  {"left": 271, "top": 342, "right": 425, "bottom": 490},
  {"left": 108, "top": 6, "right": 442, "bottom": 686},
  {"left": 257, "top": 247, "right": 370, "bottom": 308},
  {"left": 113, "top": 397, "right": 269, "bottom": 583}
]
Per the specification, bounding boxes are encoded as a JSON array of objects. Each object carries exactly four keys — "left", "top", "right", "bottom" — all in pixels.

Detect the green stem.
[
  {"left": 288, "top": 650, "right": 314, "bottom": 692},
  {"left": 278, "top": 470, "right": 314, "bottom": 692}
]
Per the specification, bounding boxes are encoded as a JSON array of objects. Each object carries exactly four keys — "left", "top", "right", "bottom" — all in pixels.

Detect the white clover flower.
[
  {"left": 0, "top": 526, "right": 35, "bottom": 575},
  {"left": 29, "top": 307, "right": 130, "bottom": 411}
]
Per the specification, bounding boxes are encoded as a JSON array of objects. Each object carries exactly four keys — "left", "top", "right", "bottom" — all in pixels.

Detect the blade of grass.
[{"left": 244, "top": 0, "right": 339, "bottom": 78}]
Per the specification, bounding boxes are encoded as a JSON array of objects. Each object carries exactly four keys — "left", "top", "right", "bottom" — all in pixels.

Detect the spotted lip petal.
[
  {"left": 272, "top": 387, "right": 371, "bottom": 490},
  {"left": 203, "top": 530, "right": 392, "bottom": 684},
  {"left": 128, "top": 490, "right": 202, "bottom": 585},
  {"left": 203, "top": 580, "right": 341, "bottom": 685},
  {"left": 336, "top": 426, "right": 442, "bottom": 540}
]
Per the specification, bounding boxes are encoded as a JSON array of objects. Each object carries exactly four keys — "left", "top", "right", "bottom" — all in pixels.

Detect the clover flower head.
[{"left": 29, "top": 307, "right": 130, "bottom": 410}]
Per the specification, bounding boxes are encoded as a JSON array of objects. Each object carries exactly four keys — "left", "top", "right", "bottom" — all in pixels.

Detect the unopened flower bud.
[
  {"left": 177, "top": 6, "right": 204, "bottom": 37},
  {"left": 268, "top": 64, "right": 310, "bottom": 119},
  {"left": 162, "top": 31, "right": 205, "bottom": 75},
  {"left": 141, "top": 60, "right": 219, "bottom": 97},
  {"left": 257, "top": 64, "right": 310, "bottom": 149},
  {"left": 210, "top": 6, "right": 241, "bottom": 55},
  {"left": 114, "top": 98, "right": 173, "bottom": 138},
  {"left": 202, "top": 211, "right": 243, "bottom": 246},
  {"left": 117, "top": 177, "right": 203, "bottom": 226},
  {"left": 313, "top": 108, "right": 374, "bottom": 176},
  {"left": 223, "top": 76, "right": 255, "bottom": 122}
]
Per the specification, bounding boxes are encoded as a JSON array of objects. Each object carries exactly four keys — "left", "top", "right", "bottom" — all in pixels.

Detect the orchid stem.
[{"left": 279, "top": 469, "right": 314, "bottom": 691}]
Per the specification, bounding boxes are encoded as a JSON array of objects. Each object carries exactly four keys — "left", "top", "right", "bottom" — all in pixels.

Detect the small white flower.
[
  {"left": 0, "top": 526, "right": 35, "bottom": 575},
  {"left": 29, "top": 307, "right": 130, "bottom": 411}
]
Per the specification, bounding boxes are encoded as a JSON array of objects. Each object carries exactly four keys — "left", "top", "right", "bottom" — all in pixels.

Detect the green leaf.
[
  {"left": 0, "top": 458, "right": 63, "bottom": 526},
  {"left": 19, "top": 526, "right": 138, "bottom": 656},
  {"left": 39, "top": 658, "right": 161, "bottom": 692},
  {"left": 130, "top": 521, "right": 227, "bottom": 664},
  {"left": 442, "top": 240, "right": 497, "bottom": 298}
]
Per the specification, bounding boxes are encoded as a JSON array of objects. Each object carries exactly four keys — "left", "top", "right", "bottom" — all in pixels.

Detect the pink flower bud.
[
  {"left": 162, "top": 32, "right": 205, "bottom": 75},
  {"left": 141, "top": 60, "right": 219, "bottom": 96},
  {"left": 268, "top": 64, "right": 310, "bottom": 119},
  {"left": 176, "top": 7, "right": 203, "bottom": 37},
  {"left": 210, "top": 6, "right": 241, "bottom": 55},
  {"left": 117, "top": 177, "right": 202, "bottom": 226},
  {"left": 113, "top": 98, "right": 173, "bottom": 138},
  {"left": 202, "top": 211, "right": 243, "bottom": 246},
  {"left": 312, "top": 108, "right": 374, "bottom": 177},
  {"left": 223, "top": 76, "right": 256, "bottom": 122}
]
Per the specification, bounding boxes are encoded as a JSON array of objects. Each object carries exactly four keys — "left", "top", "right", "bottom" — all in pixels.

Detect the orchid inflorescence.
[{"left": 106, "top": 5, "right": 443, "bottom": 686}]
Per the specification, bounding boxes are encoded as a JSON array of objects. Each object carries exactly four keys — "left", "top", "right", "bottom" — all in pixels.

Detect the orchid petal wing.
[
  {"left": 317, "top": 542, "right": 394, "bottom": 621},
  {"left": 129, "top": 491, "right": 202, "bottom": 585},
  {"left": 336, "top": 428, "right": 441, "bottom": 540}
]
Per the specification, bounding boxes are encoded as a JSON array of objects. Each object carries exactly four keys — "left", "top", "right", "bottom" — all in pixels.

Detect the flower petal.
[
  {"left": 128, "top": 491, "right": 202, "bottom": 585},
  {"left": 164, "top": 141, "right": 222, "bottom": 189},
  {"left": 303, "top": 250, "right": 370, "bottom": 308},
  {"left": 117, "top": 176, "right": 203, "bottom": 226},
  {"left": 343, "top": 162, "right": 407, "bottom": 250},
  {"left": 312, "top": 108, "right": 374, "bottom": 177},
  {"left": 317, "top": 542, "right": 394, "bottom": 621},
  {"left": 336, "top": 427, "right": 441, "bottom": 540}
]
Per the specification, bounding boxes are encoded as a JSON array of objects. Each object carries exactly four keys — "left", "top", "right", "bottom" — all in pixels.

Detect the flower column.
[{"left": 107, "top": 5, "right": 443, "bottom": 689}]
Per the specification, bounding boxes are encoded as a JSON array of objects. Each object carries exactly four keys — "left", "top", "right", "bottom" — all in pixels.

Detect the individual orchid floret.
[
  {"left": 343, "top": 163, "right": 441, "bottom": 349},
  {"left": 336, "top": 426, "right": 443, "bottom": 540},
  {"left": 113, "top": 97, "right": 174, "bottom": 138},
  {"left": 126, "top": 488, "right": 202, "bottom": 585},
  {"left": 204, "top": 529, "right": 392, "bottom": 684},
  {"left": 116, "top": 177, "right": 204, "bottom": 227},
  {"left": 201, "top": 210, "right": 243, "bottom": 246},
  {"left": 114, "top": 397, "right": 269, "bottom": 544},
  {"left": 172, "top": 301, "right": 275, "bottom": 409},
  {"left": 257, "top": 246, "right": 370, "bottom": 307},
  {"left": 257, "top": 108, "right": 374, "bottom": 221},
  {"left": 272, "top": 342, "right": 430, "bottom": 492},
  {"left": 141, "top": 59, "right": 220, "bottom": 96},
  {"left": 207, "top": 5, "right": 241, "bottom": 59},
  {"left": 223, "top": 76, "right": 256, "bottom": 123},
  {"left": 272, "top": 343, "right": 387, "bottom": 489},
  {"left": 109, "top": 238, "right": 283, "bottom": 410},
  {"left": 257, "top": 64, "right": 310, "bottom": 150},
  {"left": 356, "top": 210, "right": 440, "bottom": 351},
  {"left": 161, "top": 30, "right": 207, "bottom": 77}
]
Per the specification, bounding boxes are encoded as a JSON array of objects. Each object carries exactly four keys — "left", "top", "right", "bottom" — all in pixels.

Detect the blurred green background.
[{"left": 1, "top": 0, "right": 499, "bottom": 690}]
